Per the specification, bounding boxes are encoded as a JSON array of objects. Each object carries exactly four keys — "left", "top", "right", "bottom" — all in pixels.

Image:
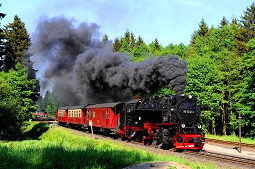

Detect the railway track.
[
  {"left": 184, "top": 150, "right": 255, "bottom": 167},
  {"left": 206, "top": 138, "right": 255, "bottom": 149},
  {"left": 113, "top": 134, "right": 255, "bottom": 167}
]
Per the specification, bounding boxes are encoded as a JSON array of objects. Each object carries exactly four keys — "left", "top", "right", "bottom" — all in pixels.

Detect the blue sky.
[{"left": 1, "top": 0, "right": 255, "bottom": 46}]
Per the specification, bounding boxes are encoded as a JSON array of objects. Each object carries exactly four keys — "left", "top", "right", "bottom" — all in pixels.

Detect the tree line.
[
  {"left": 1, "top": 3, "right": 255, "bottom": 140},
  {"left": 0, "top": 4, "right": 39, "bottom": 140}
]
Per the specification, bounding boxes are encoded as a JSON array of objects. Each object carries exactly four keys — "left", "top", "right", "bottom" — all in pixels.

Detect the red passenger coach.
[
  {"left": 67, "top": 105, "right": 88, "bottom": 128},
  {"left": 85, "top": 102, "right": 124, "bottom": 134},
  {"left": 56, "top": 106, "right": 69, "bottom": 126}
]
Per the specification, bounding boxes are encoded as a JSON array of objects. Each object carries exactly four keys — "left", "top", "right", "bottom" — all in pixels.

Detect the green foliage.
[
  {"left": 185, "top": 55, "right": 224, "bottom": 134},
  {"left": 36, "top": 88, "right": 62, "bottom": 116},
  {"left": 163, "top": 43, "right": 188, "bottom": 58},
  {"left": 148, "top": 38, "right": 162, "bottom": 55},
  {"left": 236, "top": 39, "right": 255, "bottom": 138},
  {"left": 3, "top": 15, "right": 30, "bottom": 71},
  {"left": 155, "top": 86, "right": 175, "bottom": 96},
  {"left": 20, "top": 121, "right": 49, "bottom": 140},
  {"left": 187, "top": 24, "right": 243, "bottom": 135},
  {"left": 0, "top": 64, "right": 37, "bottom": 140},
  {"left": 45, "top": 91, "right": 58, "bottom": 116},
  {"left": 131, "top": 43, "right": 149, "bottom": 62}
]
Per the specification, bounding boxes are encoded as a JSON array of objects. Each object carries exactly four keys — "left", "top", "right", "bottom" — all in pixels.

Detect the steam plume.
[{"left": 30, "top": 16, "right": 188, "bottom": 105}]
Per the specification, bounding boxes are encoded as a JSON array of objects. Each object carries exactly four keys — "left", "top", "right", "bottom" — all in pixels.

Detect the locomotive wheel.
[
  {"left": 143, "top": 139, "right": 151, "bottom": 146},
  {"left": 120, "top": 135, "right": 127, "bottom": 141},
  {"left": 174, "top": 148, "right": 184, "bottom": 152}
]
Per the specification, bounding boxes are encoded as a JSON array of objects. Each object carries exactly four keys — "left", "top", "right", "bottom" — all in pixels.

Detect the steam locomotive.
[{"left": 56, "top": 94, "right": 205, "bottom": 152}]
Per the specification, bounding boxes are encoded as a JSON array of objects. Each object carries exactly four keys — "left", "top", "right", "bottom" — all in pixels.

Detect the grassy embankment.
[
  {"left": 0, "top": 122, "right": 217, "bottom": 169},
  {"left": 206, "top": 133, "right": 254, "bottom": 144}
]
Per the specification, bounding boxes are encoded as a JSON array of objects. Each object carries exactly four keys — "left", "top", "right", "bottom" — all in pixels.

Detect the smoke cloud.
[{"left": 30, "top": 16, "right": 188, "bottom": 105}]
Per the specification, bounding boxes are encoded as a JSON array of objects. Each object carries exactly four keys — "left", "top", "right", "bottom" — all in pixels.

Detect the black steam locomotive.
[{"left": 119, "top": 94, "right": 204, "bottom": 151}]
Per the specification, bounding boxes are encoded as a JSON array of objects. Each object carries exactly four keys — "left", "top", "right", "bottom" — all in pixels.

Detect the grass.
[
  {"left": 0, "top": 123, "right": 217, "bottom": 169},
  {"left": 20, "top": 121, "right": 50, "bottom": 140},
  {"left": 206, "top": 133, "right": 254, "bottom": 144}
]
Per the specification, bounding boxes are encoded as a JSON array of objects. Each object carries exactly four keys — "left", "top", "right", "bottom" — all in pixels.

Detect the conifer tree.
[
  {"left": 190, "top": 18, "right": 210, "bottom": 45},
  {"left": 219, "top": 16, "right": 229, "bottom": 28},
  {"left": 153, "top": 38, "right": 161, "bottom": 51},
  {"left": 124, "top": 29, "right": 131, "bottom": 45},
  {"left": 130, "top": 32, "right": 136, "bottom": 49},
  {"left": 240, "top": 2, "right": 255, "bottom": 41},
  {"left": 102, "top": 34, "right": 109, "bottom": 44},
  {"left": 230, "top": 17, "right": 238, "bottom": 25},
  {"left": 136, "top": 36, "right": 145, "bottom": 46},
  {"left": 3, "top": 15, "right": 30, "bottom": 71},
  {"left": 235, "top": 2, "right": 255, "bottom": 55},
  {"left": 113, "top": 38, "right": 121, "bottom": 52}
]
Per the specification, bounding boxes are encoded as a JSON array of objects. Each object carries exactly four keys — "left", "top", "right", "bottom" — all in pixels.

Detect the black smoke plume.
[{"left": 30, "top": 16, "right": 188, "bottom": 105}]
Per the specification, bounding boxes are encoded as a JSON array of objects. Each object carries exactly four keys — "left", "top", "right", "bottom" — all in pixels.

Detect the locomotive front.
[{"left": 161, "top": 95, "right": 205, "bottom": 151}]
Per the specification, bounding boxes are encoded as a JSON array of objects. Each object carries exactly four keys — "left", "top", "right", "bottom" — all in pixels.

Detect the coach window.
[
  {"left": 90, "top": 110, "right": 92, "bottom": 117},
  {"left": 106, "top": 110, "right": 109, "bottom": 119},
  {"left": 87, "top": 110, "right": 89, "bottom": 117},
  {"left": 93, "top": 110, "right": 95, "bottom": 118}
]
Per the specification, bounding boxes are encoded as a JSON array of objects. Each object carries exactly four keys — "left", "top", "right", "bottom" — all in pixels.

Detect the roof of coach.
[
  {"left": 125, "top": 99, "right": 141, "bottom": 104},
  {"left": 68, "top": 104, "right": 89, "bottom": 110},
  {"left": 58, "top": 106, "right": 70, "bottom": 110},
  {"left": 86, "top": 102, "right": 123, "bottom": 109}
]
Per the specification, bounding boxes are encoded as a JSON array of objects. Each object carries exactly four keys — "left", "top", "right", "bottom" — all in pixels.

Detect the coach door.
[
  {"left": 105, "top": 109, "right": 109, "bottom": 128},
  {"left": 101, "top": 109, "right": 105, "bottom": 128}
]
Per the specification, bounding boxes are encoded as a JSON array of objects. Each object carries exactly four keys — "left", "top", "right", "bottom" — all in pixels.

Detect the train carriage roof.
[
  {"left": 86, "top": 102, "right": 123, "bottom": 108},
  {"left": 58, "top": 106, "right": 70, "bottom": 110},
  {"left": 68, "top": 104, "right": 89, "bottom": 110}
]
